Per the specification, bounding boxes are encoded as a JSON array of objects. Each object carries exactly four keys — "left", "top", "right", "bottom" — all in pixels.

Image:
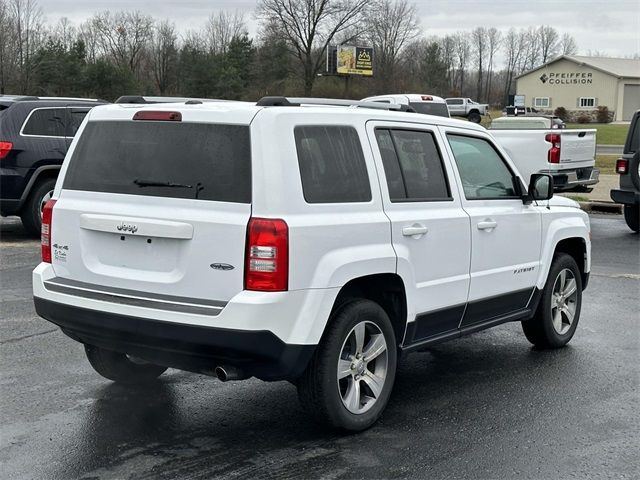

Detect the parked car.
[
  {"left": 360, "top": 94, "right": 450, "bottom": 117},
  {"left": 34, "top": 96, "right": 591, "bottom": 432},
  {"left": 502, "top": 106, "right": 539, "bottom": 116},
  {"left": 491, "top": 115, "right": 565, "bottom": 129},
  {"left": 0, "top": 96, "right": 107, "bottom": 235},
  {"left": 445, "top": 97, "right": 489, "bottom": 123},
  {"left": 489, "top": 123, "right": 598, "bottom": 191},
  {"left": 610, "top": 109, "right": 640, "bottom": 232}
]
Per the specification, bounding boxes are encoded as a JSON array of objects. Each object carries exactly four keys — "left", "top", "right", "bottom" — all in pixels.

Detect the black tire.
[
  {"left": 85, "top": 344, "right": 167, "bottom": 384},
  {"left": 20, "top": 178, "right": 56, "bottom": 237},
  {"left": 623, "top": 204, "right": 640, "bottom": 233},
  {"left": 467, "top": 111, "right": 481, "bottom": 123},
  {"left": 297, "top": 299, "right": 397, "bottom": 432},
  {"left": 522, "top": 253, "right": 582, "bottom": 348}
]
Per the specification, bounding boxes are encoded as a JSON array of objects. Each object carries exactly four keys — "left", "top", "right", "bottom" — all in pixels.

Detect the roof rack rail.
[
  {"left": 255, "top": 96, "right": 416, "bottom": 112},
  {"left": 115, "top": 95, "right": 228, "bottom": 105},
  {"left": 37, "top": 96, "right": 104, "bottom": 102}
]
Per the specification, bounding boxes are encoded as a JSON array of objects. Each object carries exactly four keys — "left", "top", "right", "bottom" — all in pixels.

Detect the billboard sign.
[{"left": 336, "top": 46, "right": 373, "bottom": 76}]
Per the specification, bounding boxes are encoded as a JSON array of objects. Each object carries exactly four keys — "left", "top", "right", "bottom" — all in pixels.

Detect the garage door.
[{"left": 623, "top": 84, "right": 640, "bottom": 121}]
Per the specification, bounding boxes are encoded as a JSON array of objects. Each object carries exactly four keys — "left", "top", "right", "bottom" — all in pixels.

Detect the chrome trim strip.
[{"left": 43, "top": 277, "right": 226, "bottom": 316}]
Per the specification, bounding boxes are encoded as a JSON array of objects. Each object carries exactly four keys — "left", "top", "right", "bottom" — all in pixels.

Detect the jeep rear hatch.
[{"left": 51, "top": 118, "right": 252, "bottom": 305}]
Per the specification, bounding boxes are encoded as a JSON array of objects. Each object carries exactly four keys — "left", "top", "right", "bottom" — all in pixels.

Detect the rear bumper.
[
  {"left": 33, "top": 263, "right": 340, "bottom": 380},
  {"left": 610, "top": 189, "right": 640, "bottom": 206},
  {"left": 34, "top": 297, "right": 314, "bottom": 381},
  {"left": 544, "top": 167, "right": 599, "bottom": 190}
]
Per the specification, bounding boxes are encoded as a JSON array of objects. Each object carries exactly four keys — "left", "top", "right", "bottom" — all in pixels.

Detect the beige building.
[{"left": 516, "top": 55, "right": 640, "bottom": 121}]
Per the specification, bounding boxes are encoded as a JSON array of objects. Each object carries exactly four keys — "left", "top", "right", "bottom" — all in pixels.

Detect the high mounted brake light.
[
  {"left": 0, "top": 141, "right": 12, "bottom": 159},
  {"left": 545, "top": 133, "right": 561, "bottom": 164},
  {"left": 133, "top": 111, "right": 182, "bottom": 121},
  {"left": 245, "top": 218, "right": 289, "bottom": 292},
  {"left": 41, "top": 199, "right": 57, "bottom": 263},
  {"left": 421, "top": 95, "right": 433, "bottom": 101},
  {"left": 615, "top": 158, "right": 628, "bottom": 174}
]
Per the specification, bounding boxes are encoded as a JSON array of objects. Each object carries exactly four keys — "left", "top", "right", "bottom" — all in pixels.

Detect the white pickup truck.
[
  {"left": 445, "top": 98, "right": 489, "bottom": 123},
  {"left": 489, "top": 121, "right": 598, "bottom": 191}
]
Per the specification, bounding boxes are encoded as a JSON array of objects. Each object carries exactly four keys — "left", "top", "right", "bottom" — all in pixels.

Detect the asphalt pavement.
[{"left": 1, "top": 214, "right": 638, "bottom": 480}]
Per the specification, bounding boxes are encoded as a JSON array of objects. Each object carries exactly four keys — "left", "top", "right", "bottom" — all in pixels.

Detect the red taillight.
[
  {"left": 615, "top": 158, "right": 629, "bottom": 174},
  {"left": 133, "top": 111, "right": 182, "bottom": 121},
  {"left": 545, "top": 133, "right": 561, "bottom": 164},
  {"left": 41, "top": 199, "right": 57, "bottom": 263},
  {"left": 245, "top": 218, "right": 288, "bottom": 292},
  {"left": 421, "top": 95, "right": 433, "bottom": 101},
  {"left": 0, "top": 141, "right": 12, "bottom": 159}
]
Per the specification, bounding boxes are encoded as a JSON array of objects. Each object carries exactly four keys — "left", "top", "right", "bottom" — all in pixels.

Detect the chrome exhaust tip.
[{"left": 215, "top": 365, "right": 248, "bottom": 382}]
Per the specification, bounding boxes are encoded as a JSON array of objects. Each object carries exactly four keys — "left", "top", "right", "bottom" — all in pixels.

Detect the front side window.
[
  {"left": 22, "top": 108, "right": 66, "bottom": 137},
  {"left": 294, "top": 126, "right": 372, "bottom": 203},
  {"left": 579, "top": 97, "right": 596, "bottom": 108},
  {"left": 447, "top": 134, "right": 517, "bottom": 200},
  {"left": 534, "top": 97, "right": 550, "bottom": 108}
]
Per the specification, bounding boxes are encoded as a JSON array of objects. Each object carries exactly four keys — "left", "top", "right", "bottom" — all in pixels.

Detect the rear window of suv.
[{"left": 63, "top": 121, "right": 251, "bottom": 203}]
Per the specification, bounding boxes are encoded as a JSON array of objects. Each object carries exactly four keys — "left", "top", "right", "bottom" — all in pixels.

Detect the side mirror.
[{"left": 528, "top": 173, "right": 554, "bottom": 201}]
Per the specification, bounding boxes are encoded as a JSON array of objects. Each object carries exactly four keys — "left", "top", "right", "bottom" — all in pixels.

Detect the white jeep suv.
[{"left": 33, "top": 96, "right": 591, "bottom": 431}]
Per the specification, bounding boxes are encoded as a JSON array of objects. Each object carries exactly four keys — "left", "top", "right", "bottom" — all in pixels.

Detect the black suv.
[
  {"left": 610, "top": 110, "right": 640, "bottom": 232},
  {"left": 0, "top": 96, "right": 106, "bottom": 235}
]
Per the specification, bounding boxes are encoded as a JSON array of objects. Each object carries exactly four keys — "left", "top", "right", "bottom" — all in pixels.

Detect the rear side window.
[
  {"left": 63, "top": 121, "right": 251, "bottom": 203},
  {"left": 626, "top": 115, "right": 639, "bottom": 153},
  {"left": 376, "top": 128, "right": 450, "bottom": 202},
  {"left": 446, "top": 99, "right": 463, "bottom": 105},
  {"left": 22, "top": 108, "right": 66, "bottom": 137},
  {"left": 294, "top": 126, "right": 371, "bottom": 203},
  {"left": 66, "top": 108, "right": 90, "bottom": 137},
  {"left": 409, "top": 102, "right": 450, "bottom": 118}
]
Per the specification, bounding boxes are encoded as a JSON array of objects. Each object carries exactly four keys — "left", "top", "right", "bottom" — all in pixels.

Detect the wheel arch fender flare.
[
  {"left": 537, "top": 219, "right": 590, "bottom": 290},
  {"left": 17, "top": 165, "right": 61, "bottom": 209}
]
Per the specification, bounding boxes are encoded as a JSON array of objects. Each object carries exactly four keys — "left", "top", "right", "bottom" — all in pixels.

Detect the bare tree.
[
  {"left": 0, "top": 0, "right": 15, "bottom": 93},
  {"left": 502, "top": 28, "right": 526, "bottom": 103},
  {"left": 92, "top": 11, "right": 153, "bottom": 77},
  {"left": 204, "top": 10, "right": 246, "bottom": 55},
  {"left": 53, "top": 17, "right": 76, "bottom": 50},
  {"left": 484, "top": 27, "right": 501, "bottom": 103},
  {"left": 257, "top": 0, "right": 368, "bottom": 95},
  {"left": 366, "top": 0, "right": 420, "bottom": 91},
  {"left": 79, "top": 20, "right": 100, "bottom": 63},
  {"left": 539, "top": 25, "right": 559, "bottom": 63},
  {"left": 471, "top": 27, "right": 487, "bottom": 100},
  {"left": 560, "top": 33, "right": 577, "bottom": 55},
  {"left": 438, "top": 34, "right": 456, "bottom": 93},
  {"left": 453, "top": 32, "right": 470, "bottom": 95},
  {"left": 151, "top": 20, "right": 177, "bottom": 95},
  {"left": 10, "top": 0, "right": 43, "bottom": 93},
  {"left": 523, "top": 26, "right": 542, "bottom": 70}
]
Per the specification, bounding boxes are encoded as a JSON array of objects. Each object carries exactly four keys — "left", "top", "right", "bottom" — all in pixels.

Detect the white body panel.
[{"left": 490, "top": 128, "right": 597, "bottom": 185}]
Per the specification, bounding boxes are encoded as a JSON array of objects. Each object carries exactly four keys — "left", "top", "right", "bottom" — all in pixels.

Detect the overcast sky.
[{"left": 37, "top": 0, "right": 639, "bottom": 58}]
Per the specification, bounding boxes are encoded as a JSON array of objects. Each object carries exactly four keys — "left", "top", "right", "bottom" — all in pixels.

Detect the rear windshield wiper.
[{"left": 134, "top": 179, "right": 193, "bottom": 189}]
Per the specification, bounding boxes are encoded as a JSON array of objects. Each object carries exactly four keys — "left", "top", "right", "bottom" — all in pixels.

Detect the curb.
[{"left": 577, "top": 201, "right": 622, "bottom": 214}]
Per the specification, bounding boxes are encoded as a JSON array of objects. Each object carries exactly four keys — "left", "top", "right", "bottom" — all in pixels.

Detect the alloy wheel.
[
  {"left": 550, "top": 268, "right": 578, "bottom": 335},
  {"left": 337, "top": 321, "right": 388, "bottom": 414}
]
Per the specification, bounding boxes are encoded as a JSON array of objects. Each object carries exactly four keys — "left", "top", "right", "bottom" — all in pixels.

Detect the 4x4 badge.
[{"left": 116, "top": 223, "right": 138, "bottom": 233}]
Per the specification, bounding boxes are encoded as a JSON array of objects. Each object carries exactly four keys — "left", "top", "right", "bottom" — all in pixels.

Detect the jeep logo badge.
[{"left": 116, "top": 223, "right": 138, "bottom": 233}]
